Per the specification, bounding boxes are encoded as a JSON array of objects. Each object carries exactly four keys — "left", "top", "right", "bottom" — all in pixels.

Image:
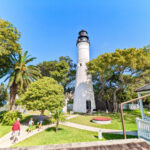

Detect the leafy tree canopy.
[
  {"left": 0, "top": 19, "right": 21, "bottom": 77},
  {"left": 37, "top": 56, "right": 76, "bottom": 92},
  {"left": 87, "top": 47, "right": 150, "bottom": 112},
  {"left": 20, "top": 77, "right": 65, "bottom": 114}
]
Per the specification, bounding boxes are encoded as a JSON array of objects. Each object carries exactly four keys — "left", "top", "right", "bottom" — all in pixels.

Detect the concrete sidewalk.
[{"left": 61, "top": 121, "right": 137, "bottom": 136}]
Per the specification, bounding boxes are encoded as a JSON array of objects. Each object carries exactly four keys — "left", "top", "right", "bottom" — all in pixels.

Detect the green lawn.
[
  {"left": 13, "top": 125, "right": 136, "bottom": 147},
  {"left": 0, "top": 125, "right": 11, "bottom": 138},
  {"left": 68, "top": 110, "right": 150, "bottom": 131}
]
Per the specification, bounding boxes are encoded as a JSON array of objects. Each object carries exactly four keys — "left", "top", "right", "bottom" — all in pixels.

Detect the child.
[{"left": 28, "top": 118, "right": 34, "bottom": 133}]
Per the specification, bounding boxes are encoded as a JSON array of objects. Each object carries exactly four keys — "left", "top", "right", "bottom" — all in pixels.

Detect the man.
[
  {"left": 11, "top": 118, "right": 20, "bottom": 143},
  {"left": 38, "top": 115, "right": 44, "bottom": 130}
]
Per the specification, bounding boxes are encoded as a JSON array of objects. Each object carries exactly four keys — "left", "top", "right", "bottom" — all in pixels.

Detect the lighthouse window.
[
  {"left": 81, "top": 32, "right": 86, "bottom": 36},
  {"left": 81, "top": 37, "right": 87, "bottom": 41},
  {"left": 80, "top": 63, "right": 82, "bottom": 66}
]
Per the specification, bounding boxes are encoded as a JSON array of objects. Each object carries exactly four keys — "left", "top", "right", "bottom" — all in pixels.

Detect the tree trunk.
[
  {"left": 96, "top": 78, "right": 107, "bottom": 111},
  {"left": 106, "top": 100, "right": 112, "bottom": 112},
  {"left": 56, "top": 120, "right": 59, "bottom": 133},
  {"left": 113, "top": 73, "right": 125, "bottom": 112},
  {"left": 10, "top": 82, "right": 18, "bottom": 111},
  {"left": 97, "top": 88, "right": 107, "bottom": 111},
  {"left": 113, "top": 89, "right": 118, "bottom": 112},
  {"left": 113, "top": 84, "right": 123, "bottom": 112},
  {"left": 41, "top": 110, "right": 45, "bottom": 115}
]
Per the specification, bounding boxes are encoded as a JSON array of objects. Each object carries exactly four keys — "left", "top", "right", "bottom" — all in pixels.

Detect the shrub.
[
  {"left": 0, "top": 111, "right": 7, "bottom": 123},
  {"left": 0, "top": 111, "right": 22, "bottom": 125}
]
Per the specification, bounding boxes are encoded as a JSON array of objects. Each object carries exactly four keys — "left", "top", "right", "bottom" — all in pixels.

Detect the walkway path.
[
  {"left": 0, "top": 124, "right": 55, "bottom": 148},
  {"left": 61, "top": 122, "right": 137, "bottom": 136}
]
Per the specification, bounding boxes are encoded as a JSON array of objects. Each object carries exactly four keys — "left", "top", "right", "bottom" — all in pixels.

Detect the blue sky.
[{"left": 0, "top": 0, "right": 150, "bottom": 65}]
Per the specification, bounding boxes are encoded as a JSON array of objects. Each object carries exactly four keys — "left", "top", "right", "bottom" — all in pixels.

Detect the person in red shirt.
[{"left": 11, "top": 118, "right": 20, "bottom": 143}]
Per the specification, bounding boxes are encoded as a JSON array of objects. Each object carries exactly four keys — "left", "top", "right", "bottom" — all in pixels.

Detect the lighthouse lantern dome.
[{"left": 77, "top": 29, "right": 89, "bottom": 44}]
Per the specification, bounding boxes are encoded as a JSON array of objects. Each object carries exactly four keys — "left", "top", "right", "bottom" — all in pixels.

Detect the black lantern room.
[{"left": 77, "top": 29, "right": 90, "bottom": 45}]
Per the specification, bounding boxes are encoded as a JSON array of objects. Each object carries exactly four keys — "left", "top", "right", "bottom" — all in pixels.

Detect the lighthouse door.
[{"left": 86, "top": 100, "right": 91, "bottom": 112}]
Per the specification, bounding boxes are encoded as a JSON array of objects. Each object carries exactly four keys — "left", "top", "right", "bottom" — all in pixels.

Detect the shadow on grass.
[
  {"left": 21, "top": 115, "right": 33, "bottom": 125},
  {"left": 21, "top": 115, "right": 51, "bottom": 125},
  {"left": 94, "top": 135, "right": 98, "bottom": 138},
  {"left": 45, "top": 127, "right": 64, "bottom": 132},
  {"left": 102, "top": 133, "right": 137, "bottom": 140}
]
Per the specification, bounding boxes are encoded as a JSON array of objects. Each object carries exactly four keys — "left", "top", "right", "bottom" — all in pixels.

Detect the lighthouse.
[{"left": 73, "top": 30, "right": 95, "bottom": 113}]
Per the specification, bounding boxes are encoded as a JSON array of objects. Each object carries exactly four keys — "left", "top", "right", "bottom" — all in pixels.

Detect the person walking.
[
  {"left": 11, "top": 118, "right": 20, "bottom": 143},
  {"left": 28, "top": 118, "right": 34, "bottom": 133},
  {"left": 38, "top": 115, "right": 44, "bottom": 131}
]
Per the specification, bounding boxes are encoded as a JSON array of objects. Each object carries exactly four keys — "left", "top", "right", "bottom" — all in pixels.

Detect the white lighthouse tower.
[{"left": 73, "top": 30, "right": 95, "bottom": 113}]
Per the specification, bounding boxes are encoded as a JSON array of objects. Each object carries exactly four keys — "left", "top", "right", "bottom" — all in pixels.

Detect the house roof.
[{"left": 135, "top": 83, "right": 150, "bottom": 92}]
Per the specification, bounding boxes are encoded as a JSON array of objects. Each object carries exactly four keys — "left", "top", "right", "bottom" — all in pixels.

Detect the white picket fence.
[{"left": 136, "top": 117, "right": 150, "bottom": 141}]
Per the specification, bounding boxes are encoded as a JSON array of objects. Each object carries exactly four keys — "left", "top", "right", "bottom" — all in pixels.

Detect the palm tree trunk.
[{"left": 10, "top": 82, "right": 18, "bottom": 111}]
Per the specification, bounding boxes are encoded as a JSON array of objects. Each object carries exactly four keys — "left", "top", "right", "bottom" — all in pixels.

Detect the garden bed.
[{"left": 92, "top": 117, "right": 111, "bottom": 124}]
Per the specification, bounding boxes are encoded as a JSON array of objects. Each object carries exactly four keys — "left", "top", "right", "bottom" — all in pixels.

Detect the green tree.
[
  {"left": 20, "top": 77, "right": 65, "bottom": 115},
  {"left": 0, "top": 83, "right": 8, "bottom": 107},
  {"left": 0, "top": 19, "right": 21, "bottom": 77},
  {"left": 37, "top": 61, "right": 57, "bottom": 77},
  {"left": 3, "top": 51, "right": 41, "bottom": 110},
  {"left": 37, "top": 59, "right": 69, "bottom": 86},
  {"left": 49, "top": 60, "right": 69, "bottom": 87},
  {"left": 50, "top": 110, "right": 66, "bottom": 133},
  {"left": 87, "top": 53, "right": 114, "bottom": 110},
  {"left": 37, "top": 56, "right": 76, "bottom": 92},
  {"left": 87, "top": 48, "right": 150, "bottom": 112},
  {"left": 59, "top": 56, "right": 76, "bottom": 92}
]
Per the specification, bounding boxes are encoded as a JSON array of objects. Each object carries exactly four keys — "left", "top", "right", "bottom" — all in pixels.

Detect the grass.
[
  {"left": 68, "top": 110, "right": 150, "bottom": 131},
  {"left": 13, "top": 125, "right": 136, "bottom": 147},
  {"left": 0, "top": 125, "right": 11, "bottom": 138}
]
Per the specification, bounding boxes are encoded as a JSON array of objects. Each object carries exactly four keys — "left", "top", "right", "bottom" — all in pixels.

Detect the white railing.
[{"left": 136, "top": 118, "right": 150, "bottom": 141}]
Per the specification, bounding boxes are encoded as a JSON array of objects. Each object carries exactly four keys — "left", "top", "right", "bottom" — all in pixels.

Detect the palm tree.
[{"left": 4, "top": 51, "right": 41, "bottom": 110}]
